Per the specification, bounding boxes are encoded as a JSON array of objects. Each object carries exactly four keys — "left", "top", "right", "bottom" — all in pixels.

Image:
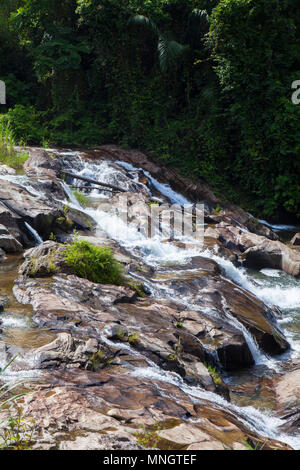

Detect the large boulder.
[
  {"left": 0, "top": 164, "right": 16, "bottom": 175},
  {"left": 23, "top": 148, "right": 61, "bottom": 178},
  {"left": 243, "top": 239, "right": 300, "bottom": 277},
  {"left": 19, "top": 241, "right": 71, "bottom": 277}
]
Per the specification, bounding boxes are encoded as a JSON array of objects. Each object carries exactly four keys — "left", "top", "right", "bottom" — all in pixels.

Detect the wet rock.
[
  {"left": 243, "top": 239, "right": 300, "bottom": 277},
  {"left": 11, "top": 368, "right": 291, "bottom": 451},
  {"left": 0, "top": 180, "right": 61, "bottom": 240},
  {"left": 0, "top": 164, "right": 16, "bottom": 175},
  {"left": 98, "top": 145, "right": 220, "bottom": 205},
  {"left": 0, "top": 233, "right": 23, "bottom": 253},
  {"left": 157, "top": 271, "right": 289, "bottom": 356},
  {"left": 0, "top": 224, "right": 23, "bottom": 253}
]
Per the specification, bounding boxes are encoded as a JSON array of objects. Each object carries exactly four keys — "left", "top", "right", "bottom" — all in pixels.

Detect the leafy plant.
[
  {"left": 167, "top": 336, "right": 182, "bottom": 362},
  {"left": 64, "top": 236, "right": 124, "bottom": 285},
  {"left": 135, "top": 423, "right": 161, "bottom": 449},
  {"left": 1, "top": 407, "right": 34, "bottom": 450},
  {"left": 242, "top": 438, "right": 266, "bottom": 451},
  {"left": 204, "top": 362, "right": 222, "bottom": 385}
]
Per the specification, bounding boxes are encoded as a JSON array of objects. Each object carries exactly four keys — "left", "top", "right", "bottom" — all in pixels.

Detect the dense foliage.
[{"left": 0, "top": 0, "right": 299, "bottom": 220}]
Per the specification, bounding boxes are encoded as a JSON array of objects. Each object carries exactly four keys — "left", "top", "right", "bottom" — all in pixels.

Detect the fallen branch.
[
  {"left": 62, "top": 171, "right": 126, "bottom": 193},
  {"left": 70, "top": 185, "right": 116, "bottom": 192}
]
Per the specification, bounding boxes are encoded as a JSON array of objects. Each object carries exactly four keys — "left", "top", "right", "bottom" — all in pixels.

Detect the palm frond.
[
  {"left": 158, "top": 37, "right": 189, "bottom": 72},
  {"left": 191, "top": 9, "right": 209, "bottom": 21},
  {"left": 129, "top": 14, "right": 159, "bottom": 36}
]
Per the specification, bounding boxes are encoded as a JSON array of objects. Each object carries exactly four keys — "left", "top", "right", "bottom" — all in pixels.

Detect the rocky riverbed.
[{"left": 0, "top": 147, "right": 299, "bottom": 450}]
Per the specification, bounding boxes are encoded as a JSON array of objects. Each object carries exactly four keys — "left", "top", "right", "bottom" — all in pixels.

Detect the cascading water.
[
  {"left": 5, "top": 149, "right": 298, "bottom": 448},
  {"left": 60, "top": 154, "right": 299, "bottom": 360}
]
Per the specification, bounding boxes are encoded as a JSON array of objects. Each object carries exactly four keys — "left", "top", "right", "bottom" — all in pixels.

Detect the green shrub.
[
  {"left": 64, "top": 238, "right": 124, "bottom": 285},
  {"left": 0, "top": 120, "right": 29, "bottom": 169}
]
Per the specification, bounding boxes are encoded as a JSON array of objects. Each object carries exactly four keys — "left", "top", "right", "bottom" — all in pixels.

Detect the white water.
[
  {"left": 258, "top": 219, "right": 297, "bottom": 233},
  {"left": 116, "top": 160, "right": 191, "bottom": 205},
  {"left": 24, "top": 222, "right": 43, "bottom": 245}
]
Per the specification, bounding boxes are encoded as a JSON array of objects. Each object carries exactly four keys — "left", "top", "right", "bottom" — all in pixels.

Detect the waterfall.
[{"left": 24, "top": 222, "right": 43, "bottom": 245}]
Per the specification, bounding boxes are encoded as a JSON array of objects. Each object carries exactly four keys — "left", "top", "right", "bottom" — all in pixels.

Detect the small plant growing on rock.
[
  {"left": 167, "top": 336, "right": 182, "bottom": 362},
  {"left": 64, "top": 236, "right": 124, "bottom": 285},
  {"left": 213, "top": 203, "right": 222, "bottom": 215},
  {"left": 135, "top": 423, "right": 161, "bottom": 449},
  {"left": 242, "top": 438, "right": 266, "bottom": 450},
  {"left": 116, "top": 328, "right": 128, "bottom": 342},
  {"left": 89, "top": 350, "right": 103, "bottom": 371},
  {"left": 128, "top": 333, "right": 140, "bottom": 345},
  {"left": 1, "top": 407, "right": 34, "bottom": 450},
  {"left": 204, "top": 363, "right": 222, "bottom": 385}
]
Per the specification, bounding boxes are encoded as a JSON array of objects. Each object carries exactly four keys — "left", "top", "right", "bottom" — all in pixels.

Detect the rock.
[
  {"left": 19, "top": 241, "right": 71, "bottom": 277},
  {"left": 0, "top": 223, "right": 23, "bottom": 253},
  {"left": 23, "top": 148, "right": 61, "bottom": 178},
  {"left": 60, "top": 434, "right": 144, "bottom": 451},
  {"left": 0, "top": 233, "right": 23, "bottom": 253},
  {"left": 158, "top": 423, "right": 224, "bottom": 449},
  {"left": 0, "top": 164, "right": 16, "bottom": 175},
  {"left": 290, "top": 233, "right": 300, "bottom": 246},
  {"left": 243, "top": 239, "right": 300, "bottom": 277},
  {"left": 156, "top": 270, "right": 289, "bottom": 357},
  {"left": 11, "top": 367, "right": 290, "bottom": 451},
  {"left": 32, "top": 333, "right": 99, "bottom": 370},
  {"left": 0, "top": 180, "right": 61, "bottom": 240},
  {"left": 98, "top": 145, "right": 220, "bottom": 204},
  {"left": 275, "top": 365, "right": 300, "bottom": 433}
]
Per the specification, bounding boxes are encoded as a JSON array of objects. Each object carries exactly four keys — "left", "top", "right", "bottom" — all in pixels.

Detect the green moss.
[
  {"left": 126, "top": 280, "right": 147, "bottom": 298},
  {"left": 72, "top": 190, "right": 90, "bottom": 208},
  {"left": 55, "top": 216, "right": 74, "bottom": 232},
  {"left": 128, "top": 333, "right": 140, "bottom": 345},
  {"left": 89, "top": 350, "right": 103, "bottom": 371}
]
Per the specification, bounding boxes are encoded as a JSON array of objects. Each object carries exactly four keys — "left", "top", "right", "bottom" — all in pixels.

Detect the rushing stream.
[{"left": 0, "top": 148, "right": 299, "bottom": 449}]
